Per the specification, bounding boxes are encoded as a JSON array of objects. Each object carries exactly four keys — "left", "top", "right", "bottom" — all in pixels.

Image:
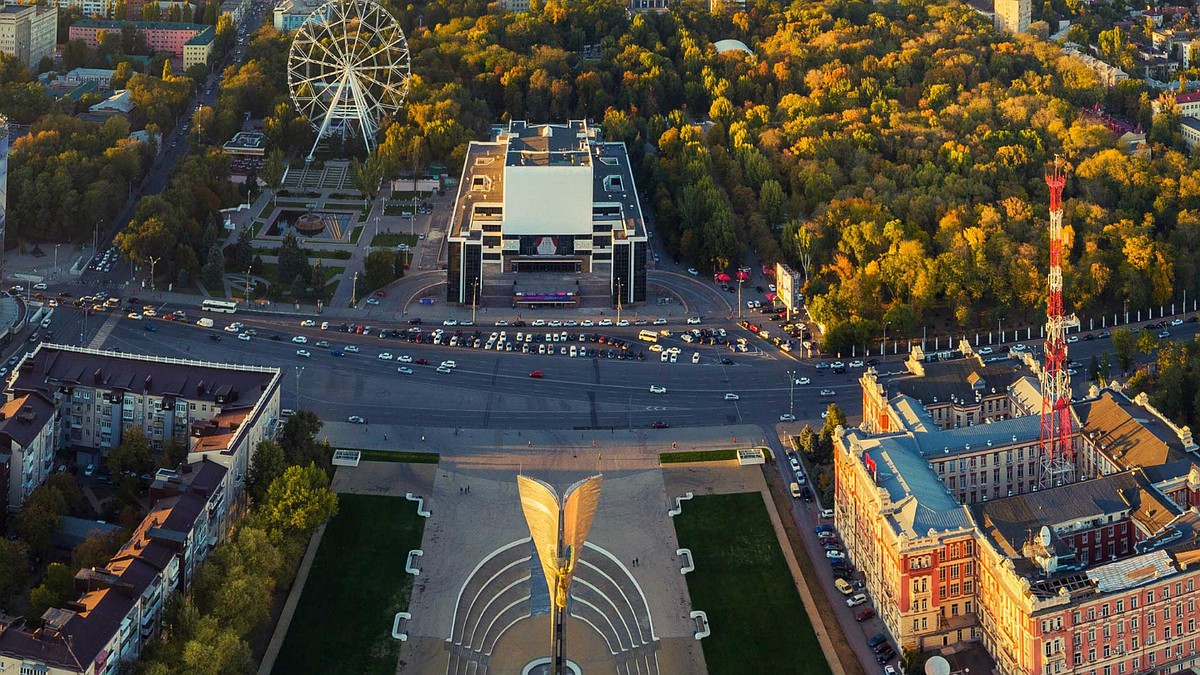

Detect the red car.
[
  {"left": 414, "top": 358, "right": 429, "bottom": 365},
  {"left": 529, "top": 370, "right": 543, "bottom": 378},
  {"left": 651, "top": 421, "right": 670, "bottom": 429},
  {"left": 855, "top": 607, "right": 875, "bottom": 622},
  {"left": 374, "top": 290, "right": 387, "bottom": 297}
]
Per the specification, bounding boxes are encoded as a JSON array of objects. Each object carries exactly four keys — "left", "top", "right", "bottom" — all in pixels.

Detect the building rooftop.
[
  {"left": 11, "top": 344, "right": 277, "bottom": 411},
  {"left": 448, "top": 120, "right": 646, "bottom": 243},
  {"left": 887, "top": 353, "right": 1025, "bottom": 408},
  {"left": 184, "top": 26, "right": 215, "bottom": 45},
  {"left": 72, "top": 19, "right": 210, "bottom": 31},
  {"left": 0, "top": 392, "right": 55, "bottom": 448},
  {"left": 1075, "top": 389, "right": 1192, "bottom": 470},
  {"left": 848, "top": 429, "right": 972, "bottom": 539}
]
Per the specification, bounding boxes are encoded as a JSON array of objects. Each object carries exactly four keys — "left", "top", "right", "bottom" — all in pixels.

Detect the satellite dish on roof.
[
  {"left": 925, "top": 656, "right": 951, "bottom": 675},
  {"left": 1040, "top": 525, "right": 1053, "bottom": 548}
]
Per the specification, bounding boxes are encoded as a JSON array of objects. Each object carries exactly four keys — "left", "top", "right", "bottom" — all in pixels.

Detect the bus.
[
  {"left": 201, "top": 299, "right": 238, "bottom": 314},
  {"left": 638, "top": 330, "right": 658, "bottom": 344}
]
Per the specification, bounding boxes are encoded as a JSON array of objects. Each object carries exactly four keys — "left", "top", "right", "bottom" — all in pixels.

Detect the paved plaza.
[{"left": 315, "top": 425, "right": 808, "bottom": 675}]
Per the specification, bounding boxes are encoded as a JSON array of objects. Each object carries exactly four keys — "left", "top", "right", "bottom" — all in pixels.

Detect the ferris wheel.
[{"left": 287, "top": 0, "right": 411, "bottom": 161}]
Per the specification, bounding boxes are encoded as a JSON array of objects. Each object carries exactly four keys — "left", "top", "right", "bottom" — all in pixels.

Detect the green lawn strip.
[
  {"left": 673, "top": 493, "right": 830, "bottom": 675},
  {"left": 353, "top": 449, "right": 440, "bottom": 464},
  {"left": 370, "top": 233, "right": 418, "bottom": 248},
  {"left": 383, "top": 204, "right": 414, "bottom": 216},
  {"left": 271, "top": 494, "right": 426, "bottom": 675},
  {"left": 350, "top": 225, "right": 365, "bottom": 244},
  {"left": 658, "top": 449, "right": 738, "bottom": 464}
]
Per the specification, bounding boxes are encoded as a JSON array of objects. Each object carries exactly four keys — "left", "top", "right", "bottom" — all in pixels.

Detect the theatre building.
[{"left": 446, "top": 120, "right": 648, "bottom": 309}]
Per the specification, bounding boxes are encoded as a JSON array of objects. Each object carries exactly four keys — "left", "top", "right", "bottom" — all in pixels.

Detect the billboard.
[{"left": 775, "top": 262, "right": 801, "bottom": 313}]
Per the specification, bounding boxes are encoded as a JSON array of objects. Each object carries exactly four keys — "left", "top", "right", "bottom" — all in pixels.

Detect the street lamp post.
[
  {"left": 737, "top": 278, "right": 743, "bottom": 319},
  {"left": 296, "top": 366, "right": 304, "bottom": 410},
  {"left": 244, "top": 264, "right": 253, "bottom": 306},
  {"left": 147, "top": 256, "right": 161, "bottom": 292},
  {"left": 786, "top": 369, "right": 796, "bottom": 419},
  {"left": 53, "top": 244, "right": 60, "bottom": 279},
  {"left": 471, "top": 278, "right": 480, "bottom": 325},
  {"left": 374, "top": 215, "right": 380, "bottom": 238},
  {"left": 616, "top": 278, "right": 623, "bottom": 325},
  {"left": 351, "top": 271, "right": 358, "bottom": 307}
]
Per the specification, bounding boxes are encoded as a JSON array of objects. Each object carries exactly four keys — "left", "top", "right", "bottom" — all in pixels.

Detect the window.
[{"left": 1117, "top": 600, "right": 1124, "bottom": 613}]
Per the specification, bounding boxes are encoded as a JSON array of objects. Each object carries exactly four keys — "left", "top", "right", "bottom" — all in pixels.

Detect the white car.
[
  {"left": 495, "top": 320, "right": 509, "bottom": 326},
  {"left": 1012, "top": 344, "right": 1027, "bottom": 352},
  {"left": 237, "top": 333, "right": 251, "bottom": 341},
  {"left": 397, "top": 366, "right": 413, "bottom": 374},
  {"left": 347, "top": 415, "right": 366, "bottom": 424},
  {"left": 649, "top": 385, "right": 667, "bottom": 394},
  {"left": 127, "top": 312, "right": 142, "bottom": 320},
  {"left": 795, "top": 377, "right": 811, "bottom": 385},
  {"left": 649, "top": 344, "right": 664, "bottom": 353},
  {"left": 780, "top": 413, "right": 796, "bottom": 422},
  {"left": 532, "top": 319, "right": 546, "bottom": 327},
  {"left": 549, "top": 320, "right": 563, "bottom": 327},
  {"left": 653, "top": 318, "right": 668, "bottom": 325},
  {"left": 599, "top": 318, "right": 613, "bottom": 326},
  {"left": 1066, "top": 336, "right": 1078, "bottom": 344},
  {"left": 366, "top": 297, "right": 380, "bottom": 305},
  {"left": 1171, "top": 318, "right": 1185, "bottom": 326},
  {"left": 443, "top": 319, "right": 459, "bottom": 326},
  {"left": 687, "top": 267, "right": 699, "bottom": 275},
  {"left": 436, "top": 365, "right": 453, "bottom": 374},
  {"left": 828, "top": 550, "right": 847, "bottom": 561},
  {"left": 441, "top": 360, "right": 456, "bottom": 369},
  {"left": 397, "top": 355, "right": 412, "bottom": 363},
  {"left": 849, "top": 360, "right": 864, "bottom": 368},
  {"left": 581, "top": 320, "right": 594, "bottom": 327},
  {"left": 344, "top": 345, "right": 360, "bottom": 353},
  {"left": 820, "top": 389, "right": 836, "bottom": 397},
  {"left": 686, "top": 316, "right": 701, "bottom": 325},
  {"left": 768, "top": 284, "right": 776, "bottom": 292},
  {"left": 724, "top": 393, "right": 740, "bottom": 401},
  {"left": 617, "top": 320, "right": 630, "bottom": 327},
  {"left": 845, "top": 593, "right": 866, "bottom": 607},
  {"left": 224, "top": 324, "right": 240, "bottom": 332},
  {"left": 32, "top": 283, "right": 47, "bottom": 291},
  {"left": 977, "top": 347, "right": 993, "bottom": 355},
  {"left": 378, "top": 352, "right": 393, "bottom": 360},
  {"left": 832, "top": 361, "right": 845, "bottom": 369},
  {"left": 292, "top": 336, "right": 307, "bottom": 344},
  {"left": 296, "top": 349, "right": 311, "bottom": 357},
  {"left": 789, "top": 457, "right": 800, "bottom": 471},
  {"left": 300, "top": 319, "right": 315, "bottom": 327}
]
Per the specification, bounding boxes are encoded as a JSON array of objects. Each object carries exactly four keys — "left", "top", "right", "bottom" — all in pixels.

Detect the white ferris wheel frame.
[{"left": 287, "top": 0, "right": 411, "bottom": 161}]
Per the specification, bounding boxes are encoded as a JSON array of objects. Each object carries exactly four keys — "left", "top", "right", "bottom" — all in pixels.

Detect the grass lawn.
[
  {"left": 355, "top": 449, "right": 440, "bottom": 464},
  {"left": 271, "top": 494, "right": 426, "bottom": 675},
  {"left": 370, "top": 233, "right": 417, "bottom": 248},
  {"left": 673, "top": 493, "right": 829, "bottom": 675},
  {"left": 350, "top": 225, "right": 365, "bottom": 244},
  {"left": 383, "top": 204, "right": 415, "bottom": 217},
  {"left": 659, "top": 449, "right": 737, "bottom": 464}
]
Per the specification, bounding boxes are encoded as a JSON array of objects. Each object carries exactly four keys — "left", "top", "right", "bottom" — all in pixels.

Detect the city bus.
[
  {"left": 201, "top": 299, "right": 238, "bottom": 314},
  {"left": 638, "top": 329, "right": 658, "bottom": 344}
]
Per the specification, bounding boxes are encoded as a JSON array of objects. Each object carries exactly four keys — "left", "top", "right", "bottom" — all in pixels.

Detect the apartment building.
[
  {"left": 1152, "top": 90, "right": 1200, "bottom": 118},
  {"left": 994, "top": 0, "right": 1030, "bottom": 34},
  {"left": 0, "top": 4, "right": 57, "bottom": 69},
  {"left": 0, "top": 460, "right": 228, "bottom": 675},
  {"left": 68, "top": 20, "right": 209, "bottom": 59},
  {"left": 0, "top": 392, "right": 59, "bottom": 510},
  {"left": 2, "top": 344, "right": 282, "bottom": 517}
]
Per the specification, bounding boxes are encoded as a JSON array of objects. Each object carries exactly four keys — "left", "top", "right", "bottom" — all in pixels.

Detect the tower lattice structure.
[{"left": 1039, "top": 163, "right": 1078, "bottom": 489}]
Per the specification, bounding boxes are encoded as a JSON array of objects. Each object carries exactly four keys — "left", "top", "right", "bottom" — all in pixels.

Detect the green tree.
[
  {"left": 192, "top": 526, "right": 281, "bottom": 637},
  {"left": 0, "top": 540, "right": 29, "bottom": 606},
  {"left": 822, "top": 403, "right": 847, "bottom": 438},
  {"left": 19, "top": 484, "right": 67, "bottom": 554},
  {"left": 72, "top": 530, "right": 124, "bottom": 571},
  {"left": 258, "top": 464, "right": 338, "bottom": 537},
  {"left": 278, "top": 410, "right": 330, "bottom": 473},
  {"left": 277, "top": 232, "right": 310, "bottom": 289},
  {"left": 28, "top": 563, "right": 75, "bottom": 622},
  {"left": 202, "top": 243, "right": 225, "bottom": 291},
  {"left": 260, "top": 149, "right": 287, "bottom": 206},
  {"left": 246, "top": 440, "right": 286, "bottom": 504},
  {"left": 161, "top": 438, "right": 187, "bottom": 469},
  {"left": 1112, "top": 328, "right": 1136, "bottom": 374},
  {"left": 361, "top": 249, "right": 400, "bottom": 295},
  {"left": 108, "top": 427, "right": 153, "bottom": 477}
]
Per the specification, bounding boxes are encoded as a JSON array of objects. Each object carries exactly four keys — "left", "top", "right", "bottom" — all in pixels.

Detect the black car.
[
  {"left": 876, "top": 649, "right": 896, "bottom": 664},
  {"left": 720, "top": 358, "right": 733, "bottom": 365},
  {"left": 872, "top": 640, "right": 893, "bottom": 655},
  {"left": 512, "top": 320, "right": 527, "bottom": 327},
  {"left": 1188, "top": 316, "right": 1199, "bottom": 323},
  {"left": 408, "top": 318, "right": 422, "bottom": 325},
  {"left": 269, "top": 334, "right": 282, "bottom": 341},
  {"left": 209, "top": 334, "right": 222, "bottom": 341},
  {"left": 867, "top": 633, "right": 888, "bottom": 649}
]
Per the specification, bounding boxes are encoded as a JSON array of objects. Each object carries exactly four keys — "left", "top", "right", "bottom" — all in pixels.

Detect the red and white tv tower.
[{"left": 1039, "top": 160, "right": 1078, "bottom": 489}]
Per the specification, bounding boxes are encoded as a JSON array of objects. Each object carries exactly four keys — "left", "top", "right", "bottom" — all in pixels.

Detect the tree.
[
  {"left": 258, "top": 464, "right": 338, "bottom": 537},
  {"left": 361, "top": 249, "right": 400, "bottom": 295},
  {"left": 161, "top": 438, "right": 187, "bottom": 469},
  {"left": 202, "top": 243, "right": 225, "bottom": 291},
  {"left": 822, "top": 403, "right": 847, "bottom": 438},
  {"left": 277, "top": 232, "right": 310, "bottom": 289},
  {"left": 350, "top": 154, "right": 384, "bottom": 207},
  {"left": 108, "top": 427, "right": 153, "bottom": 477},
  {"left": 231, "top": 227, "right": 252, "bottom": 273},
  {"left": 28, "top": 563, "right": 75, "bottom": 622},
  {"left": 246, "top": 440, "right": 286, "bottom": 504},
  {"left": 278, "top": 410, "right": 330, "bottom": 473},
  {"left": 1089, "top": 354, "right": 1100, "bottom": 382},
  {"left": 1112, "top": 328, "right": 1136, "bottom": 374},
  {"left": 192, "top": 526, "right": 281, "bottom": 637},
  {"left": 19, "top": 484, "right": 67, "bottom": 554},
  {"left": 72, "top": 530, "right": 124, "bottom": 570},
  {"left": 0, "top": 540, "right": 29, "bottom": 606},
  {"left": 260, "top": 149, "right": 287, "bottom": 206},
  {"left": 1138, "top": 329, "right": 1159, "bottom": 355}
]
